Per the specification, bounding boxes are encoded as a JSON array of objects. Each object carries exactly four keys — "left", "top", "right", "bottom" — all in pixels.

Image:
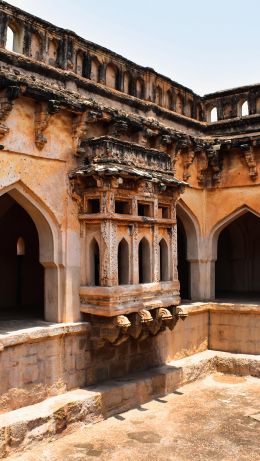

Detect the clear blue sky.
[{"left": 6, "top": 0, "right": 260, "bottom": 95}]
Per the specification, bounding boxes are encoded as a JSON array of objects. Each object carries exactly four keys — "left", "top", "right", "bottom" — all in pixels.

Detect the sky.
[{"left": 6, "top": 0, "right": 260, "bottom": 95}]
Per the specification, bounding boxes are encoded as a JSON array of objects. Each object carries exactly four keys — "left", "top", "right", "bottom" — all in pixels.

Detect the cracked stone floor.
[{"left": 6, "top": 373, "right": 260, "bottom": 461}]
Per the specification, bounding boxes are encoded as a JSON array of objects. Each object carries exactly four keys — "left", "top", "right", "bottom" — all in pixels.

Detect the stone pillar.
[
  {"left": 170, "top": 224, "right": 178, "bottom": 281},
  {"left": 132, "top": 224, "right": 139, "bottom": 284},
  {"left": 101, "top": 220, "right": 117, "bottom": 286},
  {"left": 153, "top": 225, "right": 160, "bottom": 282}
]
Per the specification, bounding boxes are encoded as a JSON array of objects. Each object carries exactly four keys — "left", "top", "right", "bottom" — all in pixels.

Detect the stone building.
[{"left": 0, "top": 0, "right": 259, "bottom": 426}]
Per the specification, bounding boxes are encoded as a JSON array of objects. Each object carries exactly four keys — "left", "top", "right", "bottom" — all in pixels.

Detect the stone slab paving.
[{"left": 6, "top": 373, "right": 260, "bottom": 461}]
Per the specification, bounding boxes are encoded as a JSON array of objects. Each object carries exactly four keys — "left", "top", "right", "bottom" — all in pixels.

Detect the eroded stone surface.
[{"left": 5, "top": 375, "right": 260, "bottom": 461}]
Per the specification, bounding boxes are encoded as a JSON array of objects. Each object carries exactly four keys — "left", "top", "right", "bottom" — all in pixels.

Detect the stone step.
[{"left": 1, "top": 350, "right": 259, "bottom": 458}]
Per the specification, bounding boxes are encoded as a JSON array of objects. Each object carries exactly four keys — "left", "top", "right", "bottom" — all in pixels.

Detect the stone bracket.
[
  {"left": 35, "top": 99, "right": 60, "bottom": 150},
  {"left": 87, "top": 306, "right": 188, "bottom": 349},
  {"left": 183, "top": 147, "right": 196, "bottom": 181},
  {"left": 0, "top": 84, "right": 21, "bottom": 140},
  {"left": 242, "top": 144, "right": 258, "bottom": 180}
]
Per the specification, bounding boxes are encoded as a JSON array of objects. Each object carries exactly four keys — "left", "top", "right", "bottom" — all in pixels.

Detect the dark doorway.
[
  {"left": 0, "top": 195, "right": 44, "bottom": 319},
  {"left": 89, "top": 238, "right": 100, "bottom": 286},
  {"left": 118, "top": 238, "right": 129, "bottom": 285},
  {"left": 177, "top": 217, "right": 190, "bottom": 300},
  {"left": 138, "top": 237, "right": 151, "bottom": 283},
  {"left": 215, "top": 212, "right": 260, "bottom": 299}
]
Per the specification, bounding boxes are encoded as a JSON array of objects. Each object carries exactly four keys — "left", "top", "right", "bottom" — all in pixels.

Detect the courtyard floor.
[{"left": 6, "top": 373, "right": 260, "bottom": 461}]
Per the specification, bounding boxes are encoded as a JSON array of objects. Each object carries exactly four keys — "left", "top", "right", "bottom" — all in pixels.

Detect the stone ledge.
[
  {"left": 0, "top": 322, "right": 90, "bottom": 351},
  {"left": 0, "top": 349, "right": 259, "bottom": 458},
  {"left": 180, "top": 302, "right": 260, "bottom": 315}
]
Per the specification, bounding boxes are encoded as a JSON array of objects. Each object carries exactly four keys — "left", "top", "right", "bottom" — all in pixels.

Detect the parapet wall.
[
  {"left": 1, "top": 0, "right": 260, "bottom": 126},
  {"left": 0, "top": 303, "right": 258, "bottom": 413}
]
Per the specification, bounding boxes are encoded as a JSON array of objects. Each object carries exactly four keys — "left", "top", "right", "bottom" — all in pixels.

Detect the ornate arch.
[
  {"left": 176, "top": 199, "right": 200, "bottom": 261},
  {"left": 209, "top": 204, "right": 260, "bottom": 261}
]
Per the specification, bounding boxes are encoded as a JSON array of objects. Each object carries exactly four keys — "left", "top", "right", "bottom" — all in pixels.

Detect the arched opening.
[
  {"left": 6, "top": 26, "right": 14, "bottom": 51},
  {"left": 106, "top": 63, "right": 118, "bottom": 89},
  {"left": 0, "top": 194, "right": 44, "bottom": 319},
  {"left": 159, "top": 238, "right": 169, "bottom": 281},
  {"left": 215, "top": 212, "right": 260, "bottom": 299},
  {"left": 89, "top": 238, "right": 100, "bottom": 286},
  {"left": 177, "top": 217, "right": 190, "bottom": 300},
  {"left": 241, "top": 100, "right": 249, "bottom": 117},
  {"left": 138, "top": 237, "right": 151, "bottom": 283},
  {"left": 210, "top": 107, "right": 218, "bottom": 122},
  {"left": 118, "top": 238, "right": 129, "bottom": 285}
]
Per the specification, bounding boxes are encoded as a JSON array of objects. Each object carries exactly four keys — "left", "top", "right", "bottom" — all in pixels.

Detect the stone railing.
[{"left": 203, "top": 84, "right": 260, "bottom": 122}]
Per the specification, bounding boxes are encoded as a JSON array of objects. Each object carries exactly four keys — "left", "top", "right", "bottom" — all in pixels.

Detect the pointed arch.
[
  {"left": 89, "top": 238, "right": 100, "bottom": 286},
  {"left": 118, "top": 238, "right": 129, "bottom": 285},
  {"left": 159, "top": 238, "right": 169, "bottom": 281},
  {"left": 210, "top": 205, "right": 260, "bottom": 261},
  {"left": 0, "top": 182, "right": 63, "bottom": 322},
  {"left": 213, "top": 208, "right": 260, "bottom": 298},
  {"left": 176, "top": 200, "right": 200, "bottom": 300},
  {"left": 176, "top": 200, "right": 200, "bottom": 260},
  {"left": 138, "top": 237, "right": 151, "bottom": 283}
]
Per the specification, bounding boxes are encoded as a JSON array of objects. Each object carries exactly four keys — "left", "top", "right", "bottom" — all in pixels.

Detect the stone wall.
[
  {"left": 209, "top": 304, "right": 260, "bottom": 354},
  {"left": 0, "top": 303, "right": 258, "bottom": 413}
]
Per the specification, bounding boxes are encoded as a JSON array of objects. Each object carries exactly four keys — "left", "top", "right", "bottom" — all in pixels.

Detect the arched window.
[
  {"left": 5, "top": 23, "right": 23, "bottom": 54},
  {"left": 106, "top": 63, "right": 118, "bottom": 89},
  {"left": 155, "top": 85, "right": 162, "bottom": 106},
  {"left": 210, "top": 107, "right": 218, "bottom": 122},
  {"left": 241, "top": 100, "right": 249, "bottom": 117},
  {"left": 159, "top": 239, "right": 169, "bottom": 281},
  {"left": 118, "top": 238, "right": 129, "bottom": 285},
  {"left": 138, "top": 237, "right": 151, "bottom": 283},
  {"left": 6, "top": 26, "right": 14, "bottom": 51},
  {"left": 89, "top": 238, "right": 100, "bottom": 286},
  {"left": 17, "top": 236, "right": 25, "bottom": 256}
]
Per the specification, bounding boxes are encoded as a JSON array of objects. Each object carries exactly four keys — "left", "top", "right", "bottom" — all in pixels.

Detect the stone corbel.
[
  {"left": 242, "top": 144, "right": 258, "bottom": 180},
  {"left": 35, "top": 99, "right": 60, "bottom": 150},
  {"left": 197, "top": 150, "right": 208, "bottom": 187},
  {"left": 0, "top": 84, "right": 21, "bottom": 139},
  {"left": 183, "top": 147, "right": 196, "bottom": 181},
  {"left": 72, "top": 109, "right": 110, "bottom": 156},
  {"left": 72, "top": 112, "right": 89, "bottom": 156},
  {"left": 207, "top": 144, "right": 223, "bottom": 184}
]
